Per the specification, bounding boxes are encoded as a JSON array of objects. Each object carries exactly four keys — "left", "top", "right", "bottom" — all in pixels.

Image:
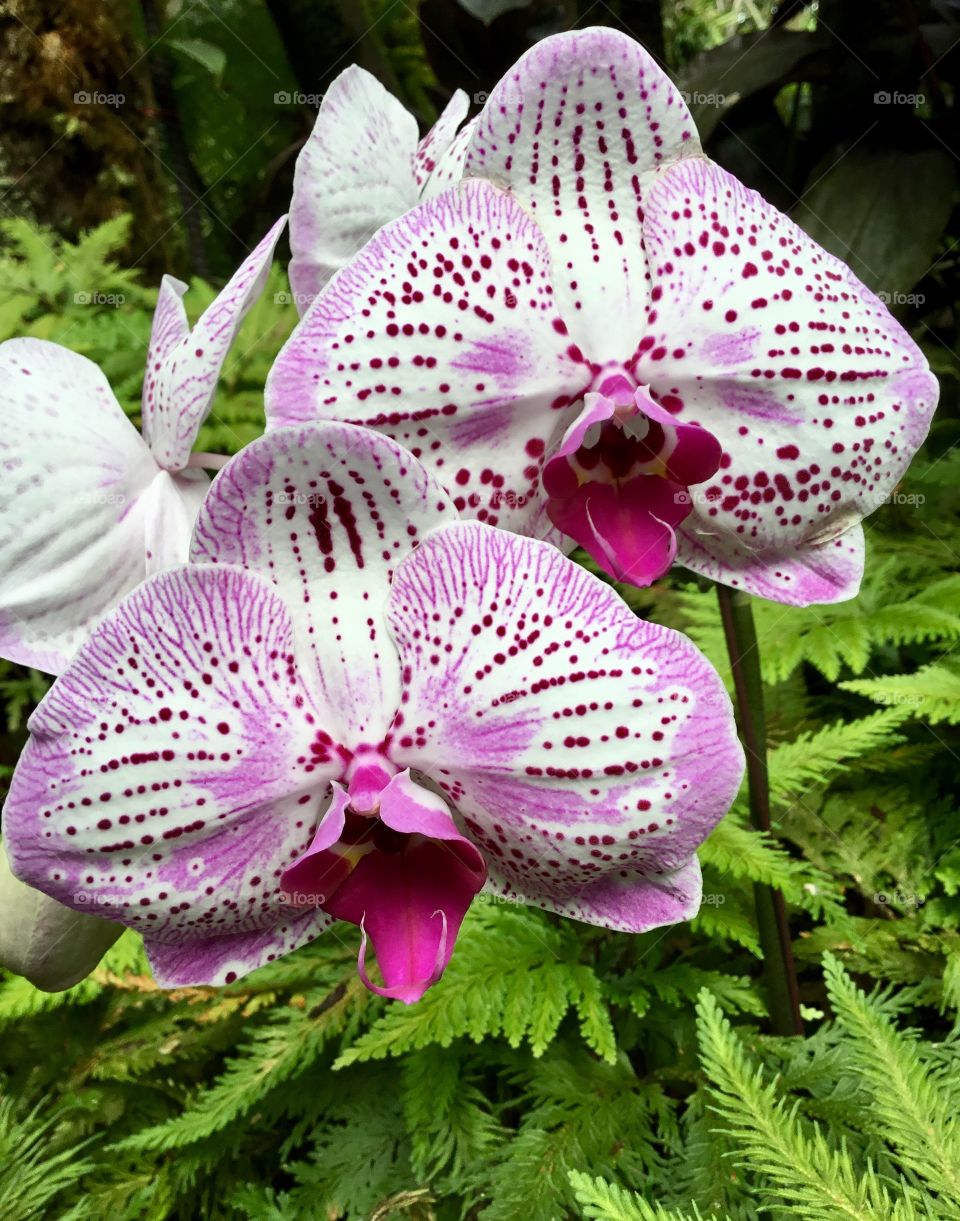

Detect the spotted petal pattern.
[
  {"left": 288, "top": 67, "right": 421, "bottom": 314},
  {"left": 267, "top": 179, "right": 588, "bottom": 536},
  {"left": 415, "top": 90, "right": 470, "bottom": 192},
  {"left": 0, "top": 339, "right": 159, "bottom": 674},
  {"left": 465, "top": 26, "right": 699, "bottom": 361},
  {"left": 639, "top": 158, "right": 939, "bottom": 604},
  {"left": 191, "top": 422, "right": 457, "bottom": 751},
  {"left": 388, "top": 522, "right": 744, "bottom": 931},
  {"left": 142, "top": 217, "right": 286, "bottom": 471},
  {"left": 2, "top": 565, "right": 335, "bottom": 985}
]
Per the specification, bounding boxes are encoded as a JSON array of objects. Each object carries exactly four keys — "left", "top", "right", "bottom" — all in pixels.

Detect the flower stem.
[{"left": 715, "top": 585, "right": 803, "bottom": 1036}]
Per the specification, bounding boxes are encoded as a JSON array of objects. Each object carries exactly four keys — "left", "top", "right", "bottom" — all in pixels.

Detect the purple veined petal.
[
  {"left": 142, "top": 275, "right": 190, "bottom": 420},
  {"left": 142, "top": 468, "right": 209, "bottom": 576},
  {"left": 676, "top": 519, "right": 866, "bottom": 606},
  {"left": 421, "top": 115, "right": 476, "bottom": 199},
  {"left": 190, "top": 423, "right": 456, "bottom": 751},
  {"left": 0, "top": 338, "right": 160, "bottom": 674},
  {"left": 288, "top": 65, "right": 422, "bottom": 315},
  {"left": 0, "top": 843, "right": 122, "bottom": 991},
  {"left": 415, "top": 89, "right": 470, "bottom": 192},
  {"left": 143, "top": 217, "right": 287, "bottom": 472},
  {"left": 3, "top": 565, "right": 339, "bottom": 981},
  {"left": 146, "top": 907, "right": 331, "bottom": 987},
  {"left": 638, "top": 157, "right": 939, "bottom": 605},
  {"left": 267, "top": 178, "right": 589, "bottom": 537},
  {"left": 465, "top": 27, "right": 700, "bottom": 362},
  {"left": 387, "top": 522, "right": 744, "bottom": 934}
]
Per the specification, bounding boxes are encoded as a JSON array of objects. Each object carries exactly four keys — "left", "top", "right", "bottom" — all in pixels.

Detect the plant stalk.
[{"left": 716, "top": 585, "right": 803, "bottom": 1036}]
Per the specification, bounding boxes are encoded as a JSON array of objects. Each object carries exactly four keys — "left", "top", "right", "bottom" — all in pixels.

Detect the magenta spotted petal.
[
  {"left": 267, "top": 178, "right": 588, "bottom": 539},
  {"left": 465, "top": 27, "right": 699, "bottom": 362},
  {"left": 190, "top": 422, "right": 457, "bottom": 748},
  {"left": 4, "top": 426, "right": 743, "bottom": 995},
  {"left": 288, "top": 66, "right": 473, "bottom": 314},
  {"left": 387, "top": 522, "right": 744, "bottom": 930},
  {"left": 638, "top": 157, "right": 938, "bottom": 604}
]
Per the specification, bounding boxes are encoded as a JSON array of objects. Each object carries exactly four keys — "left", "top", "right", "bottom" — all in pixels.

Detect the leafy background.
[{"left": 1, "top": 0, "right": 960, "bottom": 1217}]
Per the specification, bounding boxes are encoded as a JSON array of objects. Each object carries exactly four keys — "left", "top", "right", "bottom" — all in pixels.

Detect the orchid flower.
[
  {"left": 0, "top": 217, "right": 285, "bottom": 676},
  {"left": 289, "top": 66, "right": 473, "bottom": 314},
  {"left": 3, "top": 423, "right": 743, "bottom": 1002},
  {"left": 267, "top": 28, "right": 938, "bottom": 607}
]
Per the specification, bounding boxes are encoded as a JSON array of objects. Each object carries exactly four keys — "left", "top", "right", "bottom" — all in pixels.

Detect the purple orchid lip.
[
  {"left": 542, "top": 387, "right": 722, "bottom": 586},
  {"left": 280, "top": 771, "right": 487, "bottom": 1005}
]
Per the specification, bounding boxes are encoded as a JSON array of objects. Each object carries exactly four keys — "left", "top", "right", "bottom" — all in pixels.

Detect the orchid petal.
[
  {"left": 0, "top": 338, "right": 159, "bottom": 674},
  {"left": 0, "top": 843, "right": 121, "bottom": 991},
  {"left": 267, "top": 179, "right": 587, "bottom": 536},
  {"left": 676, "top": 519, "right": 867, "bottom": 605},
  {"left": 3, "top": 565, "right": 337, "bottom": 976},
  {"left": 142, "top": 469, "right": 209, "bottom": 576},
  {"left": 191, "top": 423, "right": 457, "bottom": 749},
  {"left": 288, "top": 66, "right": 422, "bottom": 314},
  {"left": 146, "top": 908, "right": 330, "bottom": 987},
  {"left": 387, "top": 522, "right": 743, "bottom": 932},
  {"left": 639, "top": 157, "right": 938, "bottom": 605},
  {"left": 143, "top": 275, "right": 190, "bottom": 407},
  {"left": 415, "top": 90, "right": 470, "bottom": 193},
  {"left": 465, "top": 27, "right": 699, "bottom": 361},
  {"left": 143, "top": 217, "right": 287, "bottom": 471}
]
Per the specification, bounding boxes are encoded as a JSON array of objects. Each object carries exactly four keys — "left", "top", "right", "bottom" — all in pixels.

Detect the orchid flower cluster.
[{"left": 0, "top": 29, "right": 937, "bottom": 1003}]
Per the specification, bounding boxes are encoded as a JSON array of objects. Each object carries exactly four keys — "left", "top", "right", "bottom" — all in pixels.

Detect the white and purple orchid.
[
  {"left": 0, "top": 218, "right": 285, "bottom": 675},
  {"left": 289, "top": 66, "right": 473, "bottom": 313},
  {"left": 3, "top": 423, "right": 743, "bottom": 1002},
  {"left": 267, "top": 28, "right": 938, "bottom": 607}
]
